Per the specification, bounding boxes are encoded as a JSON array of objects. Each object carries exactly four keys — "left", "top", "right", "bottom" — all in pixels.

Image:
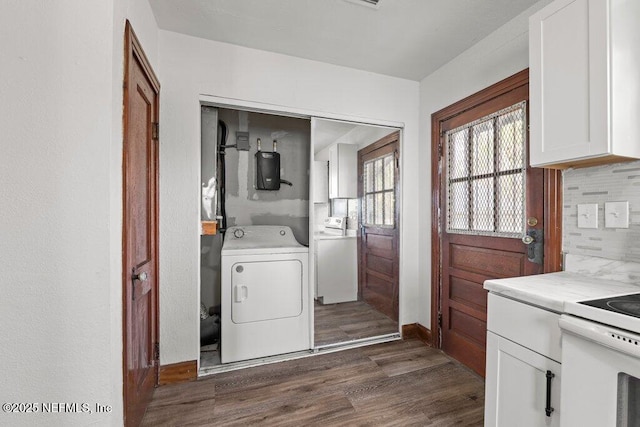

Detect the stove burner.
[
  {"left": 606, "top": 301, "right": 640, "bottom": 318},
  {"left": 579, "top": 293, "right": 640, "bottom": 319}
]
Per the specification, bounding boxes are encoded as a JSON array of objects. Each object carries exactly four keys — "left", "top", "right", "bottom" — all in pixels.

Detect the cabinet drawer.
[{"left": 487, "top": 293, "right": 562, "bottom": 362}]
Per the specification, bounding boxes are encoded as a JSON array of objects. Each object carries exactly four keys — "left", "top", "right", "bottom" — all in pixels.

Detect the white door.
[{"left": 485, "top": 331, "right": 561, "bottom": 427}]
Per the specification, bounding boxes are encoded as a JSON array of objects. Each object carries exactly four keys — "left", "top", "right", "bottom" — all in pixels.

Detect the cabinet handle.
[{"left": 545, "top": 370, "right": 555, "bottom": 417}]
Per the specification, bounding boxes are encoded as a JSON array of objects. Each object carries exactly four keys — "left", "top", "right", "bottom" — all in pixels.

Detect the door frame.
[
  {"left": 430, "top": 69, "right": 562, "bottom": 348},
  {"left": 122, "top": 20, "right": 161, "bottom": 423},
  {"left": 199, "top": 103, "right": 404, "bottom": 355}
]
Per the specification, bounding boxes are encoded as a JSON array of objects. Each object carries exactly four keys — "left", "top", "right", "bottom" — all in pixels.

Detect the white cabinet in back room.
[
  {"left": 529, "top": 0, "right": 640, "bottom": 168},
  {"left": 329, "top": 143, "right": 358, "bottom": 199},
  {"left": 315, "top": 237, "right": 357, "bottom": 304},
  {"left": 313, "top": 161, "right": 329, "bottom": 203}
]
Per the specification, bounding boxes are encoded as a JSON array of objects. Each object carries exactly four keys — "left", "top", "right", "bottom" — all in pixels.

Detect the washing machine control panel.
[{"left": 233, "top": 228, "right": 245, "bottom": 239}]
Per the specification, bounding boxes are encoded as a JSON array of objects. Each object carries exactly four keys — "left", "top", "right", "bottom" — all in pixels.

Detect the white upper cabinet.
[
  {"left": 312, "top": 161, "right": 329, "bottom": 203},
  {"left": 329, "top": 143, "right": 358, "bottom": 199},
  {"left": 529, "top": 0, "right": 640, "bottom": 168}
]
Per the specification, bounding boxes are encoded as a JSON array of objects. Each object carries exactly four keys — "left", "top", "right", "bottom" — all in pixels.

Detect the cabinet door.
[
  {"left": 328, "top": 144, "right": 358, "bottom": 199},
  {"left": 316, "top": 238, "right": 357, "bottom": 304},
  {"left": 337, "top": 144, "right": 358, "bottom": 198},
  {"left": 313, "top": 161, "right": 329, "bottom": 203},
  {"left": 485, "top": 332, "right": 561, "bottom": 427},
  {"left": 329, "top": 146, "right": 339, "bottom": 199},
  {"left": 529, "top": 0, "right": 608, "bottom": 167}
]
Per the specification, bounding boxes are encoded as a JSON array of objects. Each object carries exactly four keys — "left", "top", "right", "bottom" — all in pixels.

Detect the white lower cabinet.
[
  {"left": 485, "top": 332, "right": 561, "bottom": 426},
  {"left": 315, "top": 237, "right": 357, "bottom": 304},
  {"left": 485, "top": 294, "right": 562, "bottom": 426}
]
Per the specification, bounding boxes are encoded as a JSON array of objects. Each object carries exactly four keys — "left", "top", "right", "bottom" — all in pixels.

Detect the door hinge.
[
  {"left": 438, "top": 313, "right": 443, "bottom": 327},
  {"left": 152, "top": 122, "right": 159, "bottom": 140},
  {"left": 395, "top": 150, "right": 399, "bottom": 169},
  {"left": 153, "top": 342, "right": 160, "bottom": 362},
  {"left": 438, "top": 141, "right": 443, "bottom": 158}
]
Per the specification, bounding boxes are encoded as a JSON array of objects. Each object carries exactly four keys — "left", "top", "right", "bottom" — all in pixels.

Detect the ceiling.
[
  {"left": 313, "top": 119, "right": 396, "bottom": 159},
  {"left": 149, "top": 0, "right": 540, "bottom": 81},
  {"left": 314, "top": 120, "right": 358, "bottom": 154}
]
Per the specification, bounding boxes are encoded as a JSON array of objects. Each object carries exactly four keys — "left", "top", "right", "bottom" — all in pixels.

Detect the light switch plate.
[
  {"left": 577, "top": 204, "right": 598, "bottom": 229},
  {"left": 605, "top": 201, "right": 629, "bottom": 228}
]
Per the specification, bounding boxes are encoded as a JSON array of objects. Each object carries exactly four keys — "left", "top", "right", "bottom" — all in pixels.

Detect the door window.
[
  {"left": 363, "top": 152, "right": 395, "bottom": 226},
  {"left": 446, "top": 102, "right": 527, "bottom": 237}
]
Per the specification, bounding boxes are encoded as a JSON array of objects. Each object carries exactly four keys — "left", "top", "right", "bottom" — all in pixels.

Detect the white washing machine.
[{"left": 221, "top": 225, "right": 310, "bottom": 363}]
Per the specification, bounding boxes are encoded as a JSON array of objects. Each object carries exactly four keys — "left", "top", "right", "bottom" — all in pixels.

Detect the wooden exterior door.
[
  {"left": 123, "top": 22, "right": 160, "bottom": 427},
  {"left": 358, "top": 132, "right": 400, "bottom": 322},
  {"left": 432, "top": 70, "right": 562, "bottom": 377}
]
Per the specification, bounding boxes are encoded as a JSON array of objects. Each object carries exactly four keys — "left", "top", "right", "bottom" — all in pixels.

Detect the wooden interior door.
[
  {"left": 358, "top": 132, "right": 400, "bottom": 322},
  {"left": 437, "top": 78, "right": 547, "bottom": 377},
  {"left": 123, "top": 21, "right": 160, "bottom": 427}
]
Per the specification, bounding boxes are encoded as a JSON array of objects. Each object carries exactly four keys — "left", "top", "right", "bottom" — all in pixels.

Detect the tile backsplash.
[{"left": 563, "top": 160, "right": 640, "bottom": 263}]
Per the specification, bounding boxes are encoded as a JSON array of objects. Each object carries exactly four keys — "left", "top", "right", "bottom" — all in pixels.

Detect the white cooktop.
[{"left": 564, "top": 296, "right": 640, "bottom": 335}]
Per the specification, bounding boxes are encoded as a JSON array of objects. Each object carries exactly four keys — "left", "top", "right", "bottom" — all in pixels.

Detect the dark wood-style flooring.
[
  {"left": 314, "top": 300, "right": 399, "bottom": 346},
  {"left": 142, "top": 339, "right": 485, "bottom": 426}
]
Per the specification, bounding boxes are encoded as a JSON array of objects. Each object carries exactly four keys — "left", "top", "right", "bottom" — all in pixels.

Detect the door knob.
[
  {"left": 522, "top": 235, "right": 535, "bottom": 245},
  {"left": 132, "top": 271, "right": 148, "bottom": 282}
]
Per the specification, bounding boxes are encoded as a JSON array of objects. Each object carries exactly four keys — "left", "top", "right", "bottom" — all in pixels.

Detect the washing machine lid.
[{"left": 222, "top": 225, "right": 309, "bottom": 256}]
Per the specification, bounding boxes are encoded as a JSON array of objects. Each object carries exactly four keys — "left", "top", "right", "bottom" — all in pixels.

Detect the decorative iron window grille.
[
  {"left": 363, "top": 152, "right": 395, "bottom": 227},
  {"left": 446, "top": 102, "right": 527, "bottom": 238}
]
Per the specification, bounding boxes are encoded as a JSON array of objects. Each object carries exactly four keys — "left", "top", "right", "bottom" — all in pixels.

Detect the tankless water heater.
[{"left": 255, "top": 151, "right": 281, "bottom": 190}]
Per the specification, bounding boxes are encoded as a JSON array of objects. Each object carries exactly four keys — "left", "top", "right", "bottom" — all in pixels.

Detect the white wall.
[
  {"left": 0, "top": 1, "right": 158, "bottom": 426},
  {"left": 1, "top": 1, "right": 113, "bottom": 426},
  {"left": 158, "top": 31, "right": 420, "bottom": 365},
  {"left": 417, "top": 0, "right": 553, "bottom": 327}
]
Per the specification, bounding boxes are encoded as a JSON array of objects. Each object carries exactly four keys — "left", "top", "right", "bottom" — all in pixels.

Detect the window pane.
[
  {"left": 384, "top": 191, "right": 394, "bottom": 226},
  {"left": 497, "top": 174, "right": 524, "bottom": 234},
  {"left": 448, "top": 129, "right": 468, "bottom": 180},
  {"left": 366, "top": 194, "right": 374, "bottom": 224},
  {"left": 497, "top": 109, "right": 525, "bottom": 171},
  {"left": 375, "top": 193, "right": 383, "bottom": 224},
  {"left": 471, "top": 119, "right": 494, "bottom": 176},
  {"left": 364, "top": 161, "right": 374, "bottom": 192},
  {"left": 383, "top": 154, "right": 394, "bottom": 190},
  {"left": 445, "top": 102, "right": 526, "bottom": 238},
  {"left": 472, "top": 178, "right": 494, "bottom": 232},
  {"left": 448, "top": 182, "right": 469, "bottom": 231},
  {"left": 374, "top": 158, "right": 383, "bottom": 191}
]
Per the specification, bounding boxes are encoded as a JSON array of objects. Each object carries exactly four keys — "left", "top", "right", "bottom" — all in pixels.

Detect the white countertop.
[
  {"left": 484, "top": 271, "right": 640, "bottom": 313},
  {"left": 313, "top": 231, "right": 357, "bottom": 240}
]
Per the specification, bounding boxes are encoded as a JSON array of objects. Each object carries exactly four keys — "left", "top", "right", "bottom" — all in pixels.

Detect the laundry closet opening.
[{"left": 198, "top": 104, "right": 402, "bottom": 374}]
